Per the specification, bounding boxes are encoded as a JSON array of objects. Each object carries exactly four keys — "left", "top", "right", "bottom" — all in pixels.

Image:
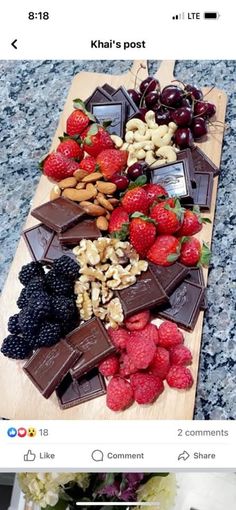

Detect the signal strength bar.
[{"left": 172, "top": 12, "right": 185, "bottom": 20}]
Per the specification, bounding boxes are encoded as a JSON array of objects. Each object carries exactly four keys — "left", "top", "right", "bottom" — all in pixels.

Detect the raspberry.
[
  {"left": 8, "top": 314, "right": 21, "bottom": 335},
  {"left": 98, "top": 354, "right": 120, "bottom": 377},
  {"left": 119, "top": 352, "right": 137, "bottom": 378},
  {"left": 18, "top": 261, "right": 45, "bottom": 286},
  {"left": 108, "top": 327, "right": 129, "bottom": 350},
  {"left": 106, "top": 377, "right": 134, "bottom": 411},
  {"left": 53, "top": 255, "right": 80, "bottom": 281},
  {"left": 149, "top": 347, "right": 170, "bottom": 380},
  {"left": 130, "top": 373, "right": 164, "bottom": 404},
  {"left": 141, "top": 323, "right": 159, "bottom": 345},
  {"left": 170, "top": 345, "right": 192, "bottom": 366},
  {"left": 126, "top": 331, "right": 156, "bottom": 369},
  {"left": 1, "top": 335, "right": 32, "bottom": 360},
  {"left": 158, "top": 321, "right": 184, "bottom": 349},
  {"left": 166, "top": 365, "right": 194, "bottom": 389},
  {"left": 125, "top": 310, "right": 150, "bottom": 331}
]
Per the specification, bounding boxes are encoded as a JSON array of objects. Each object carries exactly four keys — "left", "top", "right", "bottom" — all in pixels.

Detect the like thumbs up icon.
[{"left": 24, "top": 449, "right": 36, "bottom": 462}]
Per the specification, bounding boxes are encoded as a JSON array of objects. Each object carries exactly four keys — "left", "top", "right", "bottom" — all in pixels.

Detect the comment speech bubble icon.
[{"left": 91, "top": 449, "right": 104, "bottom": 462}]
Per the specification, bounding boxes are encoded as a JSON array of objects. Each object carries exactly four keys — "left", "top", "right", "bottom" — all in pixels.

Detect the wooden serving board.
[{"left": 0, "top": 61, "right": 227, "bottom": 419}]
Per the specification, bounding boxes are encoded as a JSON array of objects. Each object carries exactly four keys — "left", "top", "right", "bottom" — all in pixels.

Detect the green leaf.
[
  {"left": 202, "top": 217, "right": 212, "bottom": 224},
  {"left": 87, "top": 123, "right": 99, "bottom": 136},
  {"left": 111, "top": 223, "right": 129, "bottom": 240},
  {"left": 200, "top": 241, "right": 211, "bottom": 267},
  {"left": 102, "top": 120, "right": 112, "bottom": 129},
  {"left": 167, "top": 253, "right": 179, "bottom": 263},
  {"left": 131, "top": 212, "right": 156, "bottom": 224},
  {"left": 179, "top": 236, "right": 190, "bottom": 245},
  {"left": 128, "top": 174, "right": 147, "bottom": 190},
  {"left": 73, "top": 98, "right": 86, "bottom": 110}
]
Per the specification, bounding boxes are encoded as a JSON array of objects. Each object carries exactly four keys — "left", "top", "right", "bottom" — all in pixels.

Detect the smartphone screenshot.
[{"left": 0, "top": 1, "right": 235, "bottom": 509}]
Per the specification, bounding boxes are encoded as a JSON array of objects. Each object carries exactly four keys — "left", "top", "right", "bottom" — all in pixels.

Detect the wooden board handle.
[
  {"left": 128, "top": 60, "right": 148, "bottom": 87},
  {"left": 154, "top": 60, "right": 176, "bottom": 88}
]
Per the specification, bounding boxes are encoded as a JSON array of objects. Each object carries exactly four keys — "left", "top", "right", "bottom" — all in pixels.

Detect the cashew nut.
[
  {"left": 152, "top": 132, "right": 172, "bottom": 148},
  {"left": 110, "top": 135, "right": 123, "bottom": 148},
  {"left": 145, "top": 150, "right": 157, "bottom": 166},
  {"left": 134, "top": 130, "right": 151, "bottom": 142},
  {"left": 125, "top": 131, "right": 135, "bottom": 143},
  {"left": 136, "top": 149, "right": 146, "bottom": 160},
  {"left": 168, "top": 122, "right": 178, "bottom": 133},
  {"left": 143, "top": 141, "right": 155, "bottom": 151},
  {"left": 152, "top": 125, "right": 168, "bottom": 137},
  {"left": 156, "top": 146, "right": 177, "bottom": 162},
  {"left": 126, "top": 118, "right": 146, "bottom": 134},
  {"left": 122, "top": 142, "right": 130, "bottom": 151},
  {"left": 127, "top": 153, "right": 138, "bottom": 167}
]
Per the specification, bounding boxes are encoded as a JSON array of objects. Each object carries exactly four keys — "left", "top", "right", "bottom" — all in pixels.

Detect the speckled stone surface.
[{"left": 0, "top": 60, "right": 235, "bottom": 420}]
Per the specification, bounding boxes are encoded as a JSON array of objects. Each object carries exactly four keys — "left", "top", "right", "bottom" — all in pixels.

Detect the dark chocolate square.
[
  {"left": 31, "top": 197, "right": 86, "bottom": 233},
  {"left": 189, "top": 171, "right": 214, "bottom": 210},
  {"left": 22, "top": 223, "right": 54, "bottom": 262},
  {"left": 157, "top": 281, "right": 204, "bottom": 331},
  {"left": 112, "top": 86, "right": 139, "bottom": 118},
  {"left": 117, "top": 268, "right": 168, "bottom": 318},
  {"left": 149, "top": 159, "right": 193, "bottom": 201},
  {"left": 102, "top": 83, "right": 116, "bottom": 95},
  {"left": 67, "top": 317, "right": 116, "bottom": 379},
  {"left": 56, "top": 369, "right": 106, "bottom": 409},
  {"left": 85, "top": 86, "right": 113, "bottom": 111},
  {"left": 177, "top": 148, "right": 196, "bottom": 186},
  {"left": 58, "top": 219, "right": 101, "bottom": 245},
  {"left": 191, "top": 146, "right": 219, "bottom": 176},
  {"left": 185, "top": 267, "right": 207, "bottom": 311},
  {"left": 23, "top": 340, "right": 80, "bottom": 399},
  {"left": 91, "top": 102, "right": 126, "bottom": 137},
  {"left": 149, "top": 262, "right": 189, "bottom": 296},
  {"left": 42, "top": 233, "right": 75, "bottom": 264}
]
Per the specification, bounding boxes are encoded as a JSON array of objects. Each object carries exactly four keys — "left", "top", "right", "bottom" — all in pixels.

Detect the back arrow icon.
[{"left": 11, "top": 39, "right": 17, "bottom": 49}]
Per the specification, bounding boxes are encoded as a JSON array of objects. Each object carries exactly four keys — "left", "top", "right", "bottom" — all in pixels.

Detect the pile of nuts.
[
  {"left": 116, "top": 110, "right": 178, "bottom": 168},
  {"left": 73, "top": 237, "right": 148, "bottom": 328},
  {"left": 50, "top": 172, "right": 119, "bottom": 231}
]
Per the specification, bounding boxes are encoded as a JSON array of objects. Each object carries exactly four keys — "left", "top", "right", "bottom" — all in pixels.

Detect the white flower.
[{"left": 137, "top": 474, "right": 176, "bottom": 510}]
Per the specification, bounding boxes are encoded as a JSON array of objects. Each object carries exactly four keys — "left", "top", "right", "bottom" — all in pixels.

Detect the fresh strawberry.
[
  {"left": 108, "top": 207, "right": 129, "bottom": 240},
  {"left": 97, "top": 149, "right": 128, "bottom": 179},
  {"left": 150, "top": 198, "right": 184, "bottom": 234},
  {"left": 106, "top": 376, "right": 134, "bottom": 411},
  {"left": 130, "top": 373, "right": 164, "bottom": 404},
  {"left": 121, "top": 187, "right": 150, "bottom": 215},
  {"left": 170, "top": 345, "right": 192, "bottom": 366},
  {"left": 108, "top": 326, "right": 129, "bottom": 351},
  {"left": 158, "top": 321, "right": 184, "bottom": 349},
  {"left": 147, "top": 235, "right": 181, "bottom": 266},
  {"left": 66, "top": 98, "right": 94, "bottom": 136},
  {"left": 40, "top": 152, "right": 80, "bottom": 181},
  {"left": 129, "top": 213, "right": 156, "bottom": 257},
  {"left": 125, "top": 310, "right": 150, "bottom": 331},
  {"left": 56, "top": 137, "right": 84, "bottom": 161},
  {"left": 144, "top": 183, "right": 168, "bottom": 206},
  {"left": 179, "top": 237, "right": 211, "bottom": 267},
  {"left": 126, "top": 330, "right": 156, "bottom": 369},
  {"left": 78, "top": 156, "right": 97, "bottom": 174},
  {"left": 98, "top": 354, "right": 120, "bottom": 377},
  {"left": 149, "top": 347, "right": 170, "bottom": 380},
  {"left": 166, "top": 365, "right": 194, "bottom": 390},
  {"left": 119, "top": 352, "right": 137, "bottom": 378},
  {"left": 177, "top": 206, "right": 211, "bottom": 236},
  {"left": 81, "top": 124, "right": 114, "bottom": 157}
]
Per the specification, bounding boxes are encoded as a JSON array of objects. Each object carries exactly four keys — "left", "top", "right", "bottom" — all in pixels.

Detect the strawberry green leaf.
[
  {"left": 199, "top": 242, "right": 211, "bottom": 267},
  {"left": 178, "top": 236, "right": 190, "bottom": 245},
  {"left": 111, "top": 223, "right": 129, "bottom": 241},
  {"left": 128, "top": 175, "right": 147, "bottom": 190},
  {"left": 38, "top": 154, "right": 49, "bottom": 171},
  {"left": 167, "top": 253, "right": 179, "bottom": 263},
  {"left": 102, "top": 120, "right": 112, "bottom": 129},
  {"left": 131, "top": 212, "right": 156, "bottom": 224},
  {"left": 202, "top": 217, "right": 212, "bottom": 224}
]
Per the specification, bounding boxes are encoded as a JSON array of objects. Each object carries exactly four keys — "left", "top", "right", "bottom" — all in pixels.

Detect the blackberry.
[
  {"left": 25, "top": 276, "right": 45, "bottom": 299},
  {"left": 18, "top": 261, "right": 45, "bottom": 286},
  {"left": 51, "top": 295, "right": 76, "bottom": 321},
  {"left": 53, "top": 255, "right": 80, "bottom": 281},
  {"left": 18, "top": 308, "right": 40, "bottom": 335},
  {"left": 45, "top": 269, "right": 74, "bottom": 296},
  {"left": 60, "top": 315, "right": 80, "bottom": 336},
  {"left": 1, "top": 334, "right": 32, "bottom": 359},
  {"left": 28, "top": 291, "right": 51, "bottom": 319},
  {"left": 8, "top": 313, "right": 21, "bottom": 334},
  {"left": 36, "top": 321, "right": 61, "bottom": 347},
  {"left": 17, "top": 287, "right": 29, "bottom": 309}
]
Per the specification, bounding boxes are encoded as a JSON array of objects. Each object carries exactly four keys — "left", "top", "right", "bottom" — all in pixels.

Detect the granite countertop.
[{"left": 0, "top": 60, "right": 235, "bottom": 420}]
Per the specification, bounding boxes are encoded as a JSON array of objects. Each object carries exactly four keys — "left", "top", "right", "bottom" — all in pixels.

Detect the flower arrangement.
[{"left": 18, "top": 473, "right": 176, "bottom": 510}]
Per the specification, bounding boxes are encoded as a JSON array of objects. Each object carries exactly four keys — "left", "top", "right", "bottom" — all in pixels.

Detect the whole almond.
[
  {"left": 50, "top": 185, "right": 61, "bottom": 200},
  {"left": 73, "top": 169, "right": 88, "bottom": 181},
  {"left": 86, "top": 183, "right": 97, "bottom": 198},
  {"left": 97, "top": 194, "right": 114, "bottom": 211},
  {"left": 62, "top": 188, "right": 95, "bottom": 202},
  {"left": 108, "top": 197, "right": 120, "bottom": 206},
  {"left": 58, "top": 177, "right": 77, "bottom": 189},
  {"left": 80, "top": 201, "right": 106, "bottom": 216},
  {"left": 96, "top": 216, "right": 109, "bottom": 231},
  {"left": 96, "top": 181, "right": 117, "bottom": 194},
  {"left": 82, "top": 172, "right": 103, "bottom": 183},
  {"left": 76, "top": 182, "right": 86, "bottom": 190}
]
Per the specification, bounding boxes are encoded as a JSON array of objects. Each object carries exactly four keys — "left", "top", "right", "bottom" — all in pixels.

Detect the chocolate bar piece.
[
  {"left": 149, "top": 262, "right": 189, "bottom": 296},
  {"left": 56, "top": 369, "right": 106, "bottom": 409},
  {"left": 184, "top": 172, "right": 213, "bottom": 210},
  {"left": 85, "top": 86, "right": 113, "bottom": 111},
  {"left": 22, "top": 223, "right": 54, "bottom": 261},
  {"left": 31, "top": 197, "right": 86, "bottom": 233},
  {"left": 112, "top": 86, "right": 139, "bottom": 119},
  {"left": 23, "top": 340, "right": 80, "bottom": 399},
  {"left": 149, "top": 160, "right": 194, "bottom": 201},
  {"left": 185, "top": 267, "right": 207, "bottom": 310},
  {"left": 191, "top": 146, "right": 219, "bottom": 176},
  {"left": 117, "top": 268, "right": 168, "bottom": 318},
  {"left": 157, "top": 281, "right": 204, "bottom": 331},
  {"left": 58, "top": 219, "right": 101, "bottom": 245},
  {"left": 67, "top": 317, "right": 116, "bottom": 379},
  {"left": 102, "top": 83, "right": 116, "bottom": 95},
  {"left": 91, "top": 102, "right": 126, "bottom": 137},
  {"left": 177, "top": 148, "right": 196, "bottom": 185},
  {"left": 42, "top": 233, "right": 75, "bottom": 264}
]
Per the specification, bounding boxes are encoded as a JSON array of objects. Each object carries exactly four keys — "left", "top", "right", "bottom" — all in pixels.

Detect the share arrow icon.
[{"left": 178, "top": 450, "right": 190, "bottom": 461}]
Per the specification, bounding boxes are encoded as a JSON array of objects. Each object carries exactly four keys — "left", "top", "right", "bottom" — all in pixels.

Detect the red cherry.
[
  {"left": 154, "top": 107, "right": 172, "bottom": 125},
  {"left": 174, "top": 128, "right": 194, "bottom": 149},
  {"left": 160, "top": 85, "right": 183, "bottom": 107},
  {"left": 127, "top": 89, "right": 142, "bottom": 106},
  {"left": 140, "top": 76, "right": 160, "bottom": 95},
  {"left": 172, "top": 107, "right": 193, "bottom": 127},
  {"left": 110, "top": 173, "right": 129, "bottom": 191},
  {"left": 145, "top": 90, "right": 160, "bottom": 109},
  {"left": 191, "top": 117, "right": 207, "bottom": 139},
  {"left": 127, "top": 162, "right": 146, "bottom": 180},
  {"left": 194, "top": 101, "right": 216, "bottom": 119},
  {"left": 185, "top": 84, "right": 203, "bottom": 101}
]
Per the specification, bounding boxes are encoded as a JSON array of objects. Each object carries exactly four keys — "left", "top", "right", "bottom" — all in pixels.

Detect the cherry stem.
[
  {"left": 203, "top": 85, "right": 215, "bottom": 98},
  {"left": 139, "top": 78, "right": 157, "bottom": 109},
  {"left": 171, "top": 79, "right": 186, "bottom": 89},
  {"left": 134, "top": 63, "right": 147, "bottom": 90}
]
